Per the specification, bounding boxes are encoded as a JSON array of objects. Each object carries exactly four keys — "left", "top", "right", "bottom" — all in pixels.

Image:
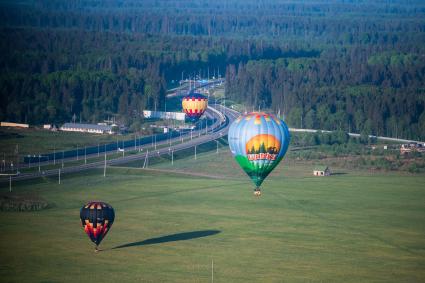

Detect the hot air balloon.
[
  {"left": 80, "top": 201, "right": 115, "bottom": 251},
  {"left": 182, "top": 92, "right": 208, "bottom": 122},
  {"left": 228, "top": 112, "right": 290, "bottom": 196}
]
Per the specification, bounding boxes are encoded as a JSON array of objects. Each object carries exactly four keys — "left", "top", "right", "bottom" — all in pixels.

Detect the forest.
[{"left": 0, "top": 0, "right": 424, "bottom": 140}]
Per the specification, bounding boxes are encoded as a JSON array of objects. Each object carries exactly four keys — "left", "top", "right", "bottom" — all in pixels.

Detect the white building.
[
  {"left": 313, "top": 166, "right": 331, "bottom": 176},
  {"left": 1, "top": 122, "right": 29, "bottom": 128},
  {"left": 143, "top": 110, "right": 186, "bottom": 121},
  {"left": 60, "top": 123, "right": 113, "bottom": 134}
]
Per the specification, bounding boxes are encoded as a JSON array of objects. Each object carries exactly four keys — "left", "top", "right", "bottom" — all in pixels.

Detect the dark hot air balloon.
[{"left": 80, "top": 201, "right": 115, "bottom": 251}]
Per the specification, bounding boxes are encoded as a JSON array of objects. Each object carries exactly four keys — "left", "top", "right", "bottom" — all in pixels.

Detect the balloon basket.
[{"left": 253, "top": 188, "right": 261, "bottom": 197}]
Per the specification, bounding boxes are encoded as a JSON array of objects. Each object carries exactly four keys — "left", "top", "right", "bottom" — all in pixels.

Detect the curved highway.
[{"left": 2, "top": 104, "right": 240, "bottom": 183}]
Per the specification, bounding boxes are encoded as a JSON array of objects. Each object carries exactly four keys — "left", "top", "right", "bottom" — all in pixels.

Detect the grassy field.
[
  {"left": 0, "top": 149, "right": 425, "bottom": 282},
  {"left": 0, "top": 127, "right": 139, "bottom": 158}
]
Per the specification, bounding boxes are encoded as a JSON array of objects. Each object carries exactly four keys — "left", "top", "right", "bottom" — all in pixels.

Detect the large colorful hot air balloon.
[
  {"left": 182, "top": 92, "right": 208, "bottom": 122},
  {"left": 80, "top": 201, "right": 115, "bottom": 251},
  {"left": 228, "top": 112, "right": 290, "bottom": 196}
]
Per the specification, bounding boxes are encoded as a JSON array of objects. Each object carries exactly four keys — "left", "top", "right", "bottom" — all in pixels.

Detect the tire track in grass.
[
  {"left": 112, "top": 166, "right": 235, "bottom": 180},
  {"left": 113, "top": 181, "right": 250, "bottom": 204}
]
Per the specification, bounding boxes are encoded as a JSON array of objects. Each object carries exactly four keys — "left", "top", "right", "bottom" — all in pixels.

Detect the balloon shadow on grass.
[{"left": 112, "top": 230, "right": 221, "bottom": 250}]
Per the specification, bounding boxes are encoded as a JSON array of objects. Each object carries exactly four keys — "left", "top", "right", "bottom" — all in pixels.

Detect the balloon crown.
[{"left": 183, "top": 92, "right": 207, "bottom": 100}]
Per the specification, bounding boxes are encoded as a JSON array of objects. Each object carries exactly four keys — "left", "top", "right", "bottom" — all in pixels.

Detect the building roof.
[
  {"left": 314, "top": 166, "right": 329, "bottom": 171},
  {"left": 61, "top": 123, "right": 112, "bottom": 131}
]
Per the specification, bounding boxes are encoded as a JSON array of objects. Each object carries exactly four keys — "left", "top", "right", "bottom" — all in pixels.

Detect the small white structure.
[
  {"left": 313, "top": 166, "right": 331, "bottom": 176},
  {"left": 1, "top": 122, "right": 29, "bottom": 128},
  {"left": 143, "top": 110, "right": 186, "bottom": 121},
  {"left": 60, "top": 123, "right": 113, "bottom": 134},
  {"left": 43, "top": 124, "right": 52, "bottom": 130}
]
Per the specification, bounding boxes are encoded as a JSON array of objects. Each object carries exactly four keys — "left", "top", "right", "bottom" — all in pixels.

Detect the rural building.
[
  {"left": 313, "top": 166, "right": 331, "bottom": 176},
  {"left": 1, "top": 122, "right": 29, "bottom": 128},
  {"left": 60, "top": 123, "right": 113, "bottom": 134},
  {"left": 143, "top": 110, "right": 186, "bottom": 121}
]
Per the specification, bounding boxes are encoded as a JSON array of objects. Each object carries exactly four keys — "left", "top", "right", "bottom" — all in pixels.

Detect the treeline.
[
  {"left": 225, "top": 47, "right": 425, "bottom": 139},
  {"left": 0, "top": 27, "right": 318, "bottom": 125},
  {"left": 2, "top": 0, "right": 425, "bottom": 46},
  {"left": 0, "top": 0, "right": 424, "bottom": 140},
  {"left": 0, "top": 70, "right": 163, "bottom": 125}
]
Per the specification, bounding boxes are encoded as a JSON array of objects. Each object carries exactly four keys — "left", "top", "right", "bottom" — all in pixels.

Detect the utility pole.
[
  {"left": 103, "top": 151, "right": 106, "bottom": 177},
  {"left": 58, "top": 169, "right": 61, "bottom": 184},
  {"left": 143, "top": 150, "right": 147, "bottom": 168},
  {"left": 15, "top": 145, "right": 19, "bottom": 173},
  {"left": 171, "top": 149, "right": 174, "bottom": 165},
  {"left": 9, "top": 175, "right": 12, "bottom": 192}
]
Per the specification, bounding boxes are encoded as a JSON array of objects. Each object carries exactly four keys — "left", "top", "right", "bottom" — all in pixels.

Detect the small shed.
[{"left": 313, "top": 166, "right": 331, "bottom": 176}]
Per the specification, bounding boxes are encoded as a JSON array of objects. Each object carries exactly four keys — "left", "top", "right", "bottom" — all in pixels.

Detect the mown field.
[
  {"left": 0, "top": 149, "right": 424, "bottom": 282},
  {"left": 0, "top": 127, "right": 138, "bottom": 158}
]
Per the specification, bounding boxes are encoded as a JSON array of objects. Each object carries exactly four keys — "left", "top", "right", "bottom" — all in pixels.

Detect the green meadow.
[
  {"left": 0, "top": 149, "right": 424, "bottom": 282},
  {"left": 0, "top": 127, "right": 137, "bottom": 160}
]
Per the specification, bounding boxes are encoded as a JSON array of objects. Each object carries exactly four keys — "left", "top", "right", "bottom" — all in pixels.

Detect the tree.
[{"left": 304, "top": 109, "right": 317, "bottom": 129}]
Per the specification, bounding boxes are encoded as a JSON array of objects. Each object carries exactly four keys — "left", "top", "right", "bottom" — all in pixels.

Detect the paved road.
[
  {"left": 166, "top": 79, "right": 224, "bottom": 98},
  {"left": 289, "top": 128, "right": 424, "bottom": 144},
  {"left": 3, "top": 98, "right": 420, "bottom": 184},
  {"left": 2, "top": 105, "right": 239, "bottom": 183}
]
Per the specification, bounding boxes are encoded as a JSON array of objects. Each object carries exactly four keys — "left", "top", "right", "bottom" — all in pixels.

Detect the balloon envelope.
[
  {"left": 80, "top": 201, "right": 115, "bottom": 246},
  {"left": 228, "top": 112, "right": 290, "bottom": 189},
  {"left": 182, "top": 93, "right": 208, "bottom": 122}
]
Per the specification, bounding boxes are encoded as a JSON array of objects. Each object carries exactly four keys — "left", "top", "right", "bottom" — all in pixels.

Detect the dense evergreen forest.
[{"left": 0, "top": 0, "right": 424, "bottom": 140}]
